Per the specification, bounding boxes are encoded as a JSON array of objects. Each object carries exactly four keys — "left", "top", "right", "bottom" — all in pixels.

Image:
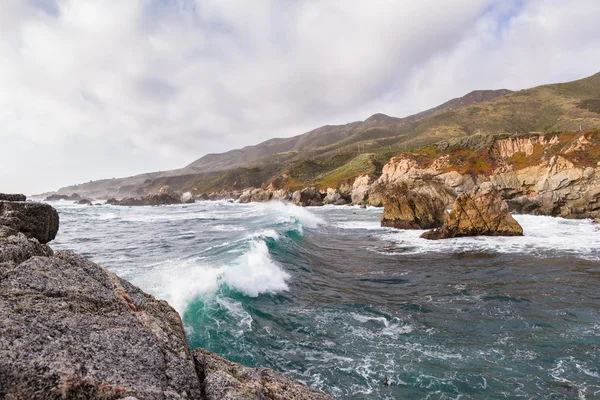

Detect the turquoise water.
[{"left": 51, "top": 201, "right": 600, "bottom": 399}]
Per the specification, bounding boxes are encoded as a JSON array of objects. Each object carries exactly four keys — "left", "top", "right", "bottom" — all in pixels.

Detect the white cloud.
[{"left": 0, "top": 0, "right": 599, "bottom": 194}]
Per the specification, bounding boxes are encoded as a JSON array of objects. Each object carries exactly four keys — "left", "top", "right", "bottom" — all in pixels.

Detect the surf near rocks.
[{"left": 0, "top": 193, "right": 332, "bottom": 400}]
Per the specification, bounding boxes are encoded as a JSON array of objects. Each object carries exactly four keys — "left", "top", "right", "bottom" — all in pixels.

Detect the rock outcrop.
[
  {"left": 44, "top": 193, "right": 81, "bottom": 202},
  {"left": 0, "top": 200, "right": 59, "bottom": 244},
  {"left": 422, "top": 182, "right": 524, "bottom": 240},
  {"left": 377, "top": 131, "right": 600, "bottom": 220},
  {"left": 77, "top": 198, "right": 93, "bottom": 206},
  {"left": 322, "top": 188, "right": 348, "bottom": 205},
  {"left": 194, "top": 349, "right": 331, "bottom": 400},
  {"left": 0, "top": 195, "right": 332, "bottom": 400},
  {"left": 351, "top": 175, "right": 373, "bottom": 205},
  {"left": 381, "top": 183, "right": 447, "bottom": 229},
  {"left": 0, "top": 194, "right": 26, "bottom": 202},
  {"left": 145, "top": 185, "right": 182, "bottom": 206},
  {"left": 293, "top": 187, "right": 323, "bottom": 207}
]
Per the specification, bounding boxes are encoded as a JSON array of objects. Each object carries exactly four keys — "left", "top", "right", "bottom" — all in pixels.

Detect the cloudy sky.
[{"left": 2, "top": 0, "right": 600, "bottom": 194}]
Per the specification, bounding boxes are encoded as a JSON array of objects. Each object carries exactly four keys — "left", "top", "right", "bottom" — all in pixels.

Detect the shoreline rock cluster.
[{"left": 0, "top": 194, "right": 332, "bottom": 400}]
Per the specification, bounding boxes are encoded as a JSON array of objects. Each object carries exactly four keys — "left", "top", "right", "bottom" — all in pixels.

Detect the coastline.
[{"left": 0, "top": 195, "right": 332, "bottom": 399}]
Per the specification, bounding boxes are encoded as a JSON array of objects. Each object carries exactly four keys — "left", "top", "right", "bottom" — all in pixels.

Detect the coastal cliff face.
[
  {"left": 375, "top": 130, "right": 600, "bottom": 219},
  {"left": 0, "top": 196, "right": 331, "bottom": 400}
]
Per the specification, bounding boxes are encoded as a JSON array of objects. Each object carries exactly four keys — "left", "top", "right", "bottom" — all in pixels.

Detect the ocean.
[{"left": 50, "top": 200, "right": 600, "bottom": 399}]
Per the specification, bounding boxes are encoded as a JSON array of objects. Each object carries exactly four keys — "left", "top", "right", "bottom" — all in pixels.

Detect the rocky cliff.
[
  {"left": 0, "top": 195, "right": 331, "bottom": 400},
  {"left": 375, "top": 130, "right": 600, "bottom": 219}
]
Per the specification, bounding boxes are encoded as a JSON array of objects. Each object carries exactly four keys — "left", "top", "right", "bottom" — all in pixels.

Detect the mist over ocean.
[{"left": 50, "top": 201, "right": 600, "bottom": 399}]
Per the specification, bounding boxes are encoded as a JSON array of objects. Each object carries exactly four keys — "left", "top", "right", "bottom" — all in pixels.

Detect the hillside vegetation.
[{"left": 50, "top": 72, "right": 600, "bottom": 198}]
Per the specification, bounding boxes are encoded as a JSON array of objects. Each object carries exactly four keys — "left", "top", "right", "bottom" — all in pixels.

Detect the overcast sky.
[{"left": 2, "top": 0, "right": 600, "bottom": 195}]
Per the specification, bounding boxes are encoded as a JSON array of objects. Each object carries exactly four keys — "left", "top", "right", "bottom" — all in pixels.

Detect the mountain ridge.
[{"left": 43, "top": 72, "right": 600, "bottom": 199}]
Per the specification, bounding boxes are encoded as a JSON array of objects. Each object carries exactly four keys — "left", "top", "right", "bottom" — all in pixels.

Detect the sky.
[{"left": 1, "top": 0, "right": 600, "bottom": 195}]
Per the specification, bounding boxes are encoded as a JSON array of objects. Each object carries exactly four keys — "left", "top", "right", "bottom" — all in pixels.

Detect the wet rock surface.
[
  {"left": 381, "top": 182, "right": 447, "bottom": 229},
  {"left": 422, "top": 182, "right": 523, "bottom": 240},
  {"left": 194, "top": 348, "right": 331, "bottom": 400}
]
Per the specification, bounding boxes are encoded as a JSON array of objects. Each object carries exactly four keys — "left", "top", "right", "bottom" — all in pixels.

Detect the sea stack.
[{"left": 422, "top": 182, "right": 524, "bottom": 240}]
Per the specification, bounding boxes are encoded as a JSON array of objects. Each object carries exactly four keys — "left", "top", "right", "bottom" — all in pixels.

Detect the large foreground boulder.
[
  {"left": 0, "top": 249, "right": 203, "bottom": 399},
  {"left": 0, "top": 200, "right": 59, "bottom": 244},
  {"left": 381, "top": 183, "right": 447, "bottom": 229},
  {"left": 422, "top": 182, "right": 523, "bottom": 240},
  {"left": 194, "top": 348, "right": 331, "bottom": 400}
]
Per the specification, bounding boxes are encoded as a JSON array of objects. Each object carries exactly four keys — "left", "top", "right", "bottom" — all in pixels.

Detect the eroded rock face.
[
  {"left": 351, "top": 175, "right": 373, "bottom": 205},
  {"left": 323, "top": 188, "right": 347, "bottom": 205},
  {"left": 0, "top": 249, "right": 202, "bottom": 399},
  {"left": 0, "top": 201, "right": 59, "bottom": 244},
  {"left": 271, "top": 189, "right": 292, "bottom": 202},
  {"left": 293, "top": 187, "right": 323, "bottom": 207},
  {"left": 194, "top": 348, "right": 332, "bottom": 400},
  {"left": 146, "top": 185, "right": 182, "bottom": 206},
  {"left": 0, "top": 194, "right": 26, "bottom": 202},
  {"left": 422, "top": 182, "right": 523, "bottom": 240},
  {"left": 381, "top": 183, "right": 447, "bottom": 230}
]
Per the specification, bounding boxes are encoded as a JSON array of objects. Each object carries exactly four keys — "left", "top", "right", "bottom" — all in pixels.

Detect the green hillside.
[{"left": 52, "top": 72, "right": 600, "bottom": 197}]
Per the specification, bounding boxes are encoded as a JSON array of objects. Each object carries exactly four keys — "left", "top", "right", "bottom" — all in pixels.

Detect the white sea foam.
[
  {"left": 249, "top": 229, "right": 280, "bottom": 240},
  {"left": 375, "top": 215, "right": 600, "bottom": 260},
  {"left": 216, "top": 297, "right": 253, "bottom": 334},
  {"left": 259, "top": 201, "right": 326, "bottom": 229},
  {"left": 223, "top": 240, "right": 290, "bottom": 297},
  {"left": 131, "top": 240, "right": 289, "bottom": 313}
]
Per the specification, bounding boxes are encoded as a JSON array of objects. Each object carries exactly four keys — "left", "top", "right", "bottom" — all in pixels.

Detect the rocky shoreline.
[
  {"left": 0, "top": 195, "right": 331, "bottom": 400},
  {"left": 44, "top": 132, "right": 600, "bottom": 226}
]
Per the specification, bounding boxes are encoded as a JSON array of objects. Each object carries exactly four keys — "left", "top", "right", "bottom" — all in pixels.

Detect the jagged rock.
[
  {"left": 367, "top": 183, "right": 386, "bottom": 207},
  {"left": 146, "top": 185, "right": 181, "bottom": 206},
  {"left": 293, "top": 187, "right": 323, "bottom": 207},
  {"left": 0, "top": 201, "right": 59, "bottom": 244},
  {"left": 77, "top": 199, "right": 93, "bottom": 206},
  {"left": 323, "top": 188, "right": 347, "bottom": 205},
  {"left": 181, "top": 192, "right": 195, "bottom": 204},
  {"left": 351, "top": 175, "right": 373, "bottom": 205},
  {"left": 272, "top": 189, "right": 292, "bottom": 202},
  {"left": 117, "top": 197, "right": 145, "bottom": 206},
  {"left": 238, "top": 188, "right": 254, "bottom": 204},
  {"left": 0, "top": 194, "right": 26, "bottom": 202},
  {"left": 194, "top": 348, "right": 332, "bottom": 400},
  {"left": 44, "top": 193, "right": 81, "bottom": 202},
  {"left": 105, "top": 198, "right": 119, "bottom": 205},
  {"left": 422, "top": 182, "right": 523, "bottom": 240},
  {"left": 250, "top": 188, "right": 272, "bottom": 203},
  {"left": 0, "top": 233, "right": 53, "bottom": 264},
  {"left": 0, "top": 248, "right": 202, "bottom": 399},
  {"left": 381, "top": 183, "right": 447, "bottom": 229}
]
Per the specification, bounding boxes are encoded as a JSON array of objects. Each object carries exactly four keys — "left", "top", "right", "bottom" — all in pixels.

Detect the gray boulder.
[
  {"left": 0, "top": 248, "right": 203, "bottom": 399},
  {"left": 194, "top": 348, "right": 331, "bottom": 400},
  {"left": 0, "top": 201, "right": 59, "bottom": 244},
  {"left": 0, "top": 194, "right": 26, "bottom": 202}
]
